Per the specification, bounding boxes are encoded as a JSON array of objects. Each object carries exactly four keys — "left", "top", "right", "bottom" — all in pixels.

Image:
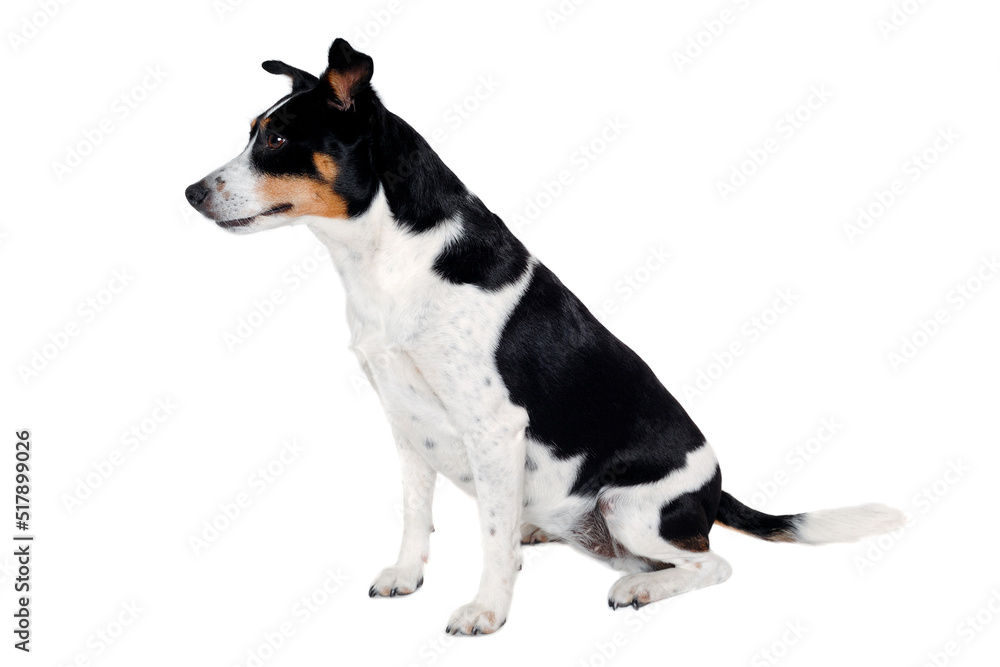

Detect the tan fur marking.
[
  {"left": 313, "top": 153, "right": 338, "bottom": 182},
  {"left": 256, "top": 155, "right": 348, "bottom": 220},
  {"left": 669, "top": 535, "right": 710, "bottom": 552},
  {"left": 326, "top": 69, "right": 364, "bottom": 109},
  {"left": 714, "top": 520, "right": 796, "bottom": 543}
]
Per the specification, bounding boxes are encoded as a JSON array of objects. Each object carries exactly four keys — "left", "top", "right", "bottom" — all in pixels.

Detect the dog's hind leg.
[
  {"left": 601, "top": 442, "right": 732, "bottom": 609},
  {"left": 607, "top": 551, "right": 732, "bottom": 609}
]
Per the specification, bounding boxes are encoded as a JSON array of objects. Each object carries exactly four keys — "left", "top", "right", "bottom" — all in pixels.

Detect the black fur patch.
[
  {"left": 262, "top": 60, "right": 319, "bottom": 95},
  {"left": 495, "top": 264, "right": 706, "bottom": 495},
  {"left": 658, "top": 466, "right": 722, "bottom": 550},
  {"left": 371, "top": 107, "right": 468, "bottom": 233},
  {"left": 715, "top": 491, "right": 798, "bottom": 541},
  {"left": 432, "top": 204, "right": 530, "bottom": 290}
]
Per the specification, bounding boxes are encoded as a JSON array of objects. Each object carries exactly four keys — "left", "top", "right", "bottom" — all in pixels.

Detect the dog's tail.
[{"left": 714, "top": 491, "right": 905, "bottom": 545}]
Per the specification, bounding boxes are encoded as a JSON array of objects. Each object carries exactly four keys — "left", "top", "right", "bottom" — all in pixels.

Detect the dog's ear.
[
  {"left": 324, "top": 38, "right": 374, "bottom": 111},
  {"left": 261, "top": 60, "right": 319, "bottom": 94}
]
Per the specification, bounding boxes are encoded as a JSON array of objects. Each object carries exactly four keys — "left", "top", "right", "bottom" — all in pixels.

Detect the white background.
[{"left": 2, "top": 0, "right": 999, "bottom": 665}]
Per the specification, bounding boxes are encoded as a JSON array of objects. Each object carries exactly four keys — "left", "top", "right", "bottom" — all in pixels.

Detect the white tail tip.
[{"left": 793, "top": 503, "right": 906, "bottom": 545}]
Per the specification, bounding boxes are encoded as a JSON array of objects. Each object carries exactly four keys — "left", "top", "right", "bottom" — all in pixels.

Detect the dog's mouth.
[{"left": 216, "top": 203, "right": 294, "bottom": 229}]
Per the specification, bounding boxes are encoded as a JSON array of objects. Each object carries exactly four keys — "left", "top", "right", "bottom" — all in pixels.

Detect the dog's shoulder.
[{"left": 432, "top": 195, "right": 530, "bottom": 291}]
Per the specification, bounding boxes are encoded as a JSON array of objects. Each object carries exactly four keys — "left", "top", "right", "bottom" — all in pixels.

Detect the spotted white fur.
[{"left": 307, "top": 191, "right": 535, "bottom": 633}]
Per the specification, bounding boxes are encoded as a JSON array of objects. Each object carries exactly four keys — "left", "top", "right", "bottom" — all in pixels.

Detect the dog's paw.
[
  {"left": 607, "top": 574, "right": 655, "bottom": 610},
  {"left": 520, "top": 524, "right": 560, "bottom": 545},
  {"left": 368, "top": 564, "right": 424, "bottom": 598},
  {"left": 444, "top": 602, "right": 506, "bottom": 636}
]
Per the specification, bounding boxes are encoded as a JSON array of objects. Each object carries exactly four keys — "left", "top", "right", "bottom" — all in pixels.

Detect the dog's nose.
[{"left": 185, "top": 181, "right": 210, "bottom": 207}]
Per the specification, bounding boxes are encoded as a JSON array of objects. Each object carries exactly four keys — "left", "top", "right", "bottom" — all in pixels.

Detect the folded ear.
[
  {"left": 261, "top": 60, "right": 319, "bottom": 94},
  {"left": 325, "top": 38, "right": 374, "bottom": 111}
]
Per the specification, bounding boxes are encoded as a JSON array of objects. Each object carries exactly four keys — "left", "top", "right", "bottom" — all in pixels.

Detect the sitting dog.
[{"left": 185, "top": 38, "right": 904, "bottom": 636}]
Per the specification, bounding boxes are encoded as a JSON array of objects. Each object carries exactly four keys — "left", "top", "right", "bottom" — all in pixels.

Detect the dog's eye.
[{"left": 266, "top": 133, "right": 286, "bottom": 150}]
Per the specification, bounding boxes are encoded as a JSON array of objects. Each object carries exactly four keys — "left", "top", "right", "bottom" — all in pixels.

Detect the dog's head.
[{"left": 185, "top": 38, "right": 377, "bottom": 233}]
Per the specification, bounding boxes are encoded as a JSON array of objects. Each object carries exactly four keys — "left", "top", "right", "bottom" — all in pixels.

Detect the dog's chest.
[
  {"left": 351, "top": 323, "right": 477, "bottom": 483},
  {"left": 344, "top": 267, "right": 481, "bottom": 483},
  {"left": 316, "top": 208, "right": 534, "bottom": 492}
]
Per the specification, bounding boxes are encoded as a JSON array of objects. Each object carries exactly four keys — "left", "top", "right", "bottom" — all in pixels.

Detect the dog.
[{"left": 185, "top": 37, "right": 905, "bottom": 636}]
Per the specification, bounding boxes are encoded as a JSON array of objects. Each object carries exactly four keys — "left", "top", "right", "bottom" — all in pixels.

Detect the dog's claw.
[
  {"left": 370, "top": 565, "right": 424, "bottom": 598},
  {"left": 608, "top": 598, "right": 644, "bottom": 611}
]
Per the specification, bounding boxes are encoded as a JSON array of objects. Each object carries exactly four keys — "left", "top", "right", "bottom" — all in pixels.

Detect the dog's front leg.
[
  {"left": 445, "top": 405, "right": 527, "bottom": 635},
  {"left": 369, "top": 435, "right": 436, "bottom": 597}
]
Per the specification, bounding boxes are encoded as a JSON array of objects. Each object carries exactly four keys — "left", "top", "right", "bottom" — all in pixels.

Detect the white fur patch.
[
  {"left": 199, "top": 142, "right": 268, "bottom": 227},
  {"left": 608, "top": 551, "right": 732, "bottom": 609},
  {"left": 308, "top": 190, "right": 537, "bottom": 631},
  {"left": 793, "top": 503, "right": 906, "bottom": 545},
  {"left": 521, "top": 445, "right": 590, "bottom": 537}
]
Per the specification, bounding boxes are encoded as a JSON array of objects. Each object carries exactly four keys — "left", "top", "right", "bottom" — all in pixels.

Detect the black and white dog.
[{"left": 185, "top": 38, "right": 904, "bottom": 635}]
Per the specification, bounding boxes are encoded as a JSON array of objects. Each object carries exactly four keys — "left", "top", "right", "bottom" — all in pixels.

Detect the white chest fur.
[{"left": 305, "top": 194, "right": 526, "bottom": 489}]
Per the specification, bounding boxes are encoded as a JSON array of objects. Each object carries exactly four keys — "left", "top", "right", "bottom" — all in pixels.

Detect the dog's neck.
[
  {"left": 306, "top": 189, "right": 460, "bottom": 331},
  {"left": 368, "top": 101, "right": 469, "bottom": 234}
]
